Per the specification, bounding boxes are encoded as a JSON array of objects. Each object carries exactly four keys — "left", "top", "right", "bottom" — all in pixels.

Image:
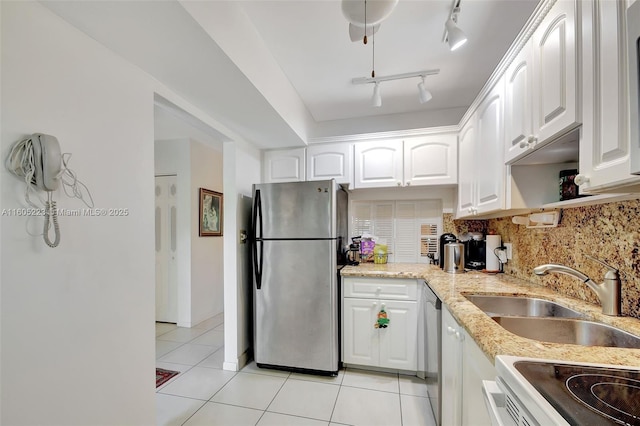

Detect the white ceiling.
[{"left": 43, "top": 0, "right": 540, "bottom": 149}]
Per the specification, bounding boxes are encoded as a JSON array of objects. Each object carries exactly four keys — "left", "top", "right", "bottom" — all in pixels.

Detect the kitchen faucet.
[{"left": 533, "top": 255, "right": 621, "bottom": 316}]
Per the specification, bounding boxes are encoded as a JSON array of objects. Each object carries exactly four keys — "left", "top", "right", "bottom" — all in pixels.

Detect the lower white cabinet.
[
  {"left": 342, "top": 278, "right": 418, "bottom": 371},
  {"left": 442, "top": 305, "right": 496, "bottom": 426}
]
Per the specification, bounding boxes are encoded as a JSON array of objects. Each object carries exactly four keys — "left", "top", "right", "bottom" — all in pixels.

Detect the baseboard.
[{"left": 222, "top": 348, "right": 251, "bottom": 372}]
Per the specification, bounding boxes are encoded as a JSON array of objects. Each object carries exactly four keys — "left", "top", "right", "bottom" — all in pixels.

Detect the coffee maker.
[{"left": 461, "top": 232, "right": 486, "bottom": 270}]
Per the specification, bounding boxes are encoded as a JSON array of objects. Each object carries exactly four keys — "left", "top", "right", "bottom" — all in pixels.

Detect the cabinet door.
[
  {"left": 461, "top": 329, "right": 496, "bottom": 426},
  {"left": 378, "top": 300, "right": 418, "bottom": 370},
  {"left": 403, "top": 134, "right": 458, "bottom": 186},
  {"left": 441, "top": 306, "right": 463, "bottom": 426},
  {"left": 354, "top": 140, "right": 403, "bottom": 188},
  {"left": 263, "top": 148, "right": 306, "bottom": 183},
  {"left": 475, "top": 82, "right": 505, "bottom": 215},
  {"left": 580, "top": 0, "right": 640, "bottom": 191},
  {"left": 306, "top": 143, "right": 353, "bottom": 186},
  {"left": 504, "top": 42, "right": 535, "bottom": 164},
  {"left": 342, "top": 298, "right": 379, "bottom": 367},
  {"left": 532, "top": 0, "right": 579, "bottom": 143},
  {"left": 457, "top": 118, "right": 476, "bottom": 218}
]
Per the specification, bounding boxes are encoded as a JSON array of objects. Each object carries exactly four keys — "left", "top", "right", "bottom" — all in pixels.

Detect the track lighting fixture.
[
  {"left": 372, "top": 82, "right": 382, "bottom": 107},
  {"left": 444, "top": 0, "right": 467, "bottom": 51},
  {"left": 417, "top": 77, "right": 432, "bottom": 104},
  {"left": 352, "top": 69, "right": 439, "bottom": 107}
]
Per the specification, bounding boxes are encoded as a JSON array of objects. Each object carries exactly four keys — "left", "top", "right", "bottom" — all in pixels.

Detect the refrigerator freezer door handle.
[{"left": 252, "top": 189, "right": 263, "bottom": 289}]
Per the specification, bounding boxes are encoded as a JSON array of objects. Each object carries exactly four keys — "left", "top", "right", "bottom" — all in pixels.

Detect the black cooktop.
[{"left": 515, "top": 361, "right": 640, "bottom": 426}]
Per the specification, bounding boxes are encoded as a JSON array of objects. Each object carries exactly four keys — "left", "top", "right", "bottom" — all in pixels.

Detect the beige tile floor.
[{"left": 156, "top": 316, "right": 436, "bottom": 426}]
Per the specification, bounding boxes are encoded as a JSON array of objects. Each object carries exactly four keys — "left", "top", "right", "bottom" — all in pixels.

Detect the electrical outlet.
[{"left": 504, "top": 243, "right": 513, "bottom": 260}]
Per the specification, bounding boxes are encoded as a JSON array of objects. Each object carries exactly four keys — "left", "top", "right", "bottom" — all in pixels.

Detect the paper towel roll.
[{"left": 486, "top": 235, "right": 501, "bottom": 272}]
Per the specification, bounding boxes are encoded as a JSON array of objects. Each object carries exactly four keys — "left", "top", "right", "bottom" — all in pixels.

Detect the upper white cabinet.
[
  {"left": 504, "top": 0, "right": 579, "bottom": 164},
  {"left": 263, "top": 148, "right": 305, "bottom": 183},
  {"left": 354, "top": 139, "right": 404, "bottom": 188},
  {"left": 532, "top": 0, "right": 579, "bottom": 144},
  {"left": 504, "top": 44, "right": 535, "bottom": 164},
  {"left": 457, "top": 82, "right": 505, "bottom": 218},
  {"left": 354, "top": 134, "right": 457, "bottom": 189},
  {"left": 306, "top": 143, "right": 354, "bottom": 186},
  {"left": 403, "top": 135, "right": 458, "bottom": 186},
  {"left": 578, "top": 0, "right": 640, "bottom": 192}
]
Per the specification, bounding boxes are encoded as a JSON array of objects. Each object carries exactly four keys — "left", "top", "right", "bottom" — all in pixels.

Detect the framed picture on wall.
[{"left": 199, "top": 188, "right": 223, "bottom": 237}]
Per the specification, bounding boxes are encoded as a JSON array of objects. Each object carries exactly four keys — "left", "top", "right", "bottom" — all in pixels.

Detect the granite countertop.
[{"left": 341, "top": 263, "right": 640, "bottom": 367}]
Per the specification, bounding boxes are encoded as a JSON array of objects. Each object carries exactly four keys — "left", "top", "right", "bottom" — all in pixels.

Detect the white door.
[
  {"left": 378, "top": 299, "right": 418, "bottom": 370},
  {"left": 155, "top": 175, "right": 178, "bottom": 323},
  {"left": 342, "top": 298, "right": 379, "bottom": 367}
]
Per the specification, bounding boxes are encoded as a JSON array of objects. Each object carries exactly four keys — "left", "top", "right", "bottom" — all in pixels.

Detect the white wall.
[
  {"left": 1, "top": 2, "right": 155, "bottom": 424},
  {"left": 190, "top": 139, "right": 224, "bottom": 324},
  {"left": 223, "top": 140, "right": 261, "bottom": 371}
]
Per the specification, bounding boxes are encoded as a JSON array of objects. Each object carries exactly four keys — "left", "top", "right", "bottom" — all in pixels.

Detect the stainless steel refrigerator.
[{"left": 251, "top": 180, "right": 347, "bottom": 375}]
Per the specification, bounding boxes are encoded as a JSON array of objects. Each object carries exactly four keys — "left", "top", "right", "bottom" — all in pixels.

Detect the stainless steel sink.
[
  {"left": 465, "top": 294, "right": 586, "bottom": 318},
  {"left": 492, "top": 316, "right": 640, "bottom": 349}
]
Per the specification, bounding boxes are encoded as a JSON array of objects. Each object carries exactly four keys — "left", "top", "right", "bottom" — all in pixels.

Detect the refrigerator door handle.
[{"left": 252, "top": 189, "right": 263, "bottom": 290}]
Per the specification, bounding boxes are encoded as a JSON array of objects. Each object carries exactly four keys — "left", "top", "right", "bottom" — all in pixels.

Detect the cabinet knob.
[
  {"left": 397, "top": 181, "right": 402, "bottom": 186},
  {"left": 519, "top": 140, "right": 528, "bottom": 149},
  {"left": 455, "top": 330, "right": 464, "bottom": 341},
  {"left": 406, "top": 181, "right": 411, "bottom": 186},
  {"left": 446, "top": 326, "right": 456, "bottom": 335},
  {"left": 575, "top": 174, "right": 590, "bottom": 186}
]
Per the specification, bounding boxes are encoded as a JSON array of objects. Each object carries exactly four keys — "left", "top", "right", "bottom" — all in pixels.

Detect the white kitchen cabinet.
[
  {"left": 342, "top": 278, "right": 418, "bottom": 371},
  {"left": 263, "top": 148, "right": 305, "bottom": 183},
  {"left": 306, "top": 143, "right": 354, "bottom": 186},
  {"left": 441, "top": 305, "right": 496, "bottom": 426},
  {"left": 461, "top": 325, "right": 496, "bottom": 426},
  {"left": 354, "top": 134, "right": 458, "bottom": 189},
  {"left": 441, "top": 305, "right": 463, "bottom": 426},
  {"left": 354, "top": 140, "right": 404, "bottom": 188},
  {"left": 403, "top": 135, "right": 457, "bottom": 186},
  {"left": 457, "top": 82, "right": 505, "bottom": 218},
  {"left": 504, "top": 0, "right": 580, "bottom": 164},
  {"left": 532, "top": 0, "right": 580, "bottom": 145},
  {"left": 504, "top": 44, "right": 535, "bottom": 164},
  {"left": 578, "top": 0, "right": 640, "bottom": 193}
]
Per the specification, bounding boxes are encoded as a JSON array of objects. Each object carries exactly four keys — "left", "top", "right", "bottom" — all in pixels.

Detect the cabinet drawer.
[{"left": 343, "top": 278, "right": 418, "bottom": 300}]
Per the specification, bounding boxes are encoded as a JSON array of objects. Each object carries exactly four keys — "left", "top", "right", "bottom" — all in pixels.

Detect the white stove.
[{"left": 483, "top": 355, "right": 640, "bottom": 426}]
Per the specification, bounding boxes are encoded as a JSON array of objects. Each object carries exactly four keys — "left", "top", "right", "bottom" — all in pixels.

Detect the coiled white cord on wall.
[{"left": 6, "top": 135, "right": 94, "bottom": 248}]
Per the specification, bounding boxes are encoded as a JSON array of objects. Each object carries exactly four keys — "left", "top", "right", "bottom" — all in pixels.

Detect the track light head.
[
  {"left": 445, "top": 17, "right": 467, "bottom": 51},
  {"left": 372, "top": 82, "right": 382, "bottom": 107},
  {"left": 417, "top": 78, "right": 432, "bottom": 104}
]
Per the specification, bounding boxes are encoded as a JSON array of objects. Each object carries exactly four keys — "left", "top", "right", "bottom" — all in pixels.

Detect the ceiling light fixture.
[
  {"left": 352, "top": 69, "right": 439, "bottom": 107},
  {"left": 417, "top": 77, "right": 433, "bottom": 104},
  {"left": 342, "top": 0, "right": 398, "bottom": 42},
  {"left": 372, "top": 82, "right": 382, "bottom": 107},
  {"left": 443, "top": 0, "right": 467, "bottom": 51}
]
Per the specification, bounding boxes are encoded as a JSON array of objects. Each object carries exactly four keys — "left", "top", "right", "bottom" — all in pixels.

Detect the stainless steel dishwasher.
[{"left": 423, "top": 282, "right": 442, "bottom": 425}]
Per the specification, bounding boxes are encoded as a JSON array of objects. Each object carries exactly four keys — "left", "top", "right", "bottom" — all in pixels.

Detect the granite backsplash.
[{"left": 444, "top": 199, "right": 640, "bottom": 319}]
